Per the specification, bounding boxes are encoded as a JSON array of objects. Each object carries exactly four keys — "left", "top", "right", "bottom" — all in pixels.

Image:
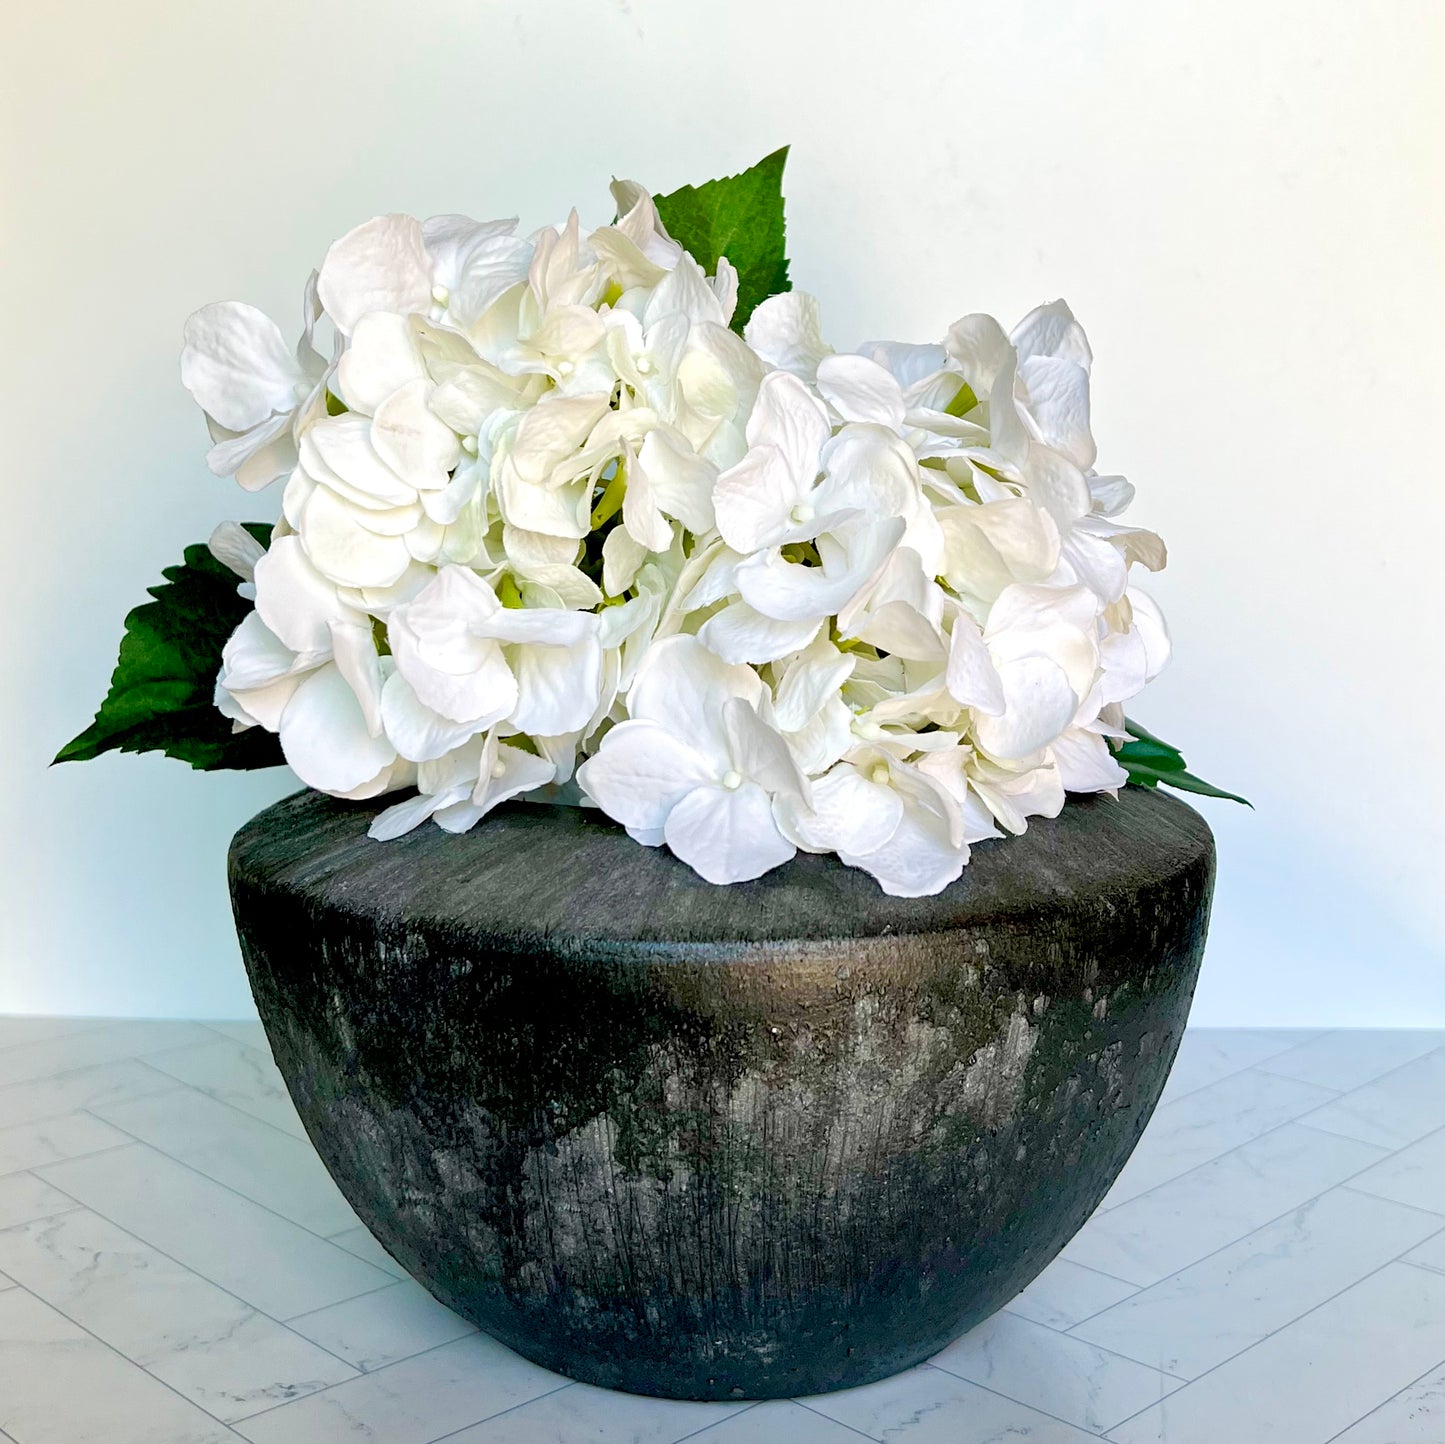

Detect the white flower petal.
[
  {"left": 328, "top": 618, "right": 385, "bottom": 737},
  {"left": 181, "top": 302, "right": 301, "bottom": 432},
  {"left": 318, "top": 214, "right": 433, "bottom": 336},
  {"left": 776, "top": 764, "right": 902, "bottom": 855},
  {"left": 697, "top": 603, "right": 821, "bottom": 666},
  {"left": 637, "top": 429, "right": 716, "bottom": 535},
  {"left": 368, "top": 784, "right": 470, "bottom": 841},
  {"left": 1051, "top": 728, "right": 1128, "bottom": 793},
  {"left": 336, "top": 312, "right": 428, "bottom": 415},
  {"left": 253, "top": 535, "right": 356, "bottom": 654},
  {"left": 1019, "top": 355, "right": 1095, "bottom": 470},
  {"left": 576, "top": 719, "right": 714, "bottom": 831},
  {"left": 722, "top": 697, "right": 809, "bottom": 803},
  {"left": 816, "top": 353, "right": 907, "bottom": 430},
  {"left": 973, "top": 656, "right": 1078, "bottom": 760},
  {"left": 663, "top": 782, "right": 795, "bottom": 884},
  {"left": 473, "top": 740, "right": 557, "bottom": 810},
  {"left": 1128, "top": 586, "right": 1172, "bottom": 680},
  {"left": 208, "top": 521, "right": 266, "bottom": 584},
  {"left": 380, "top": 669, "right": 484, "bottom": 761},
  {"left": 743, "top": 292, "right": 832, "bottom": 382},
  {"left": 298, "top": 487, "right": 413, "bottom": 589},
  {"left": 1011, "top": 299, "right": 1092, "bottom": 369},
  {"left": 371, "top": 379, "right": 460, "bottom": 490},
  {"left": 303, "top": 415, "right": 418, "bottom": 510},
  {"left": 841, "top": 805, "right": 967, "bottom": 898},
  {"left": 772, "top": 633, "right": 855, "bottom": 732},
  {"left": 279, "top": 663, "right": 398, "bottom": 793},
  {"left": 627, "top": 635, "right": 763, "bottom": 764},
  {"left": 945, "top": 613, "right": 1005, "bottom": 715},
  {"left": 508, "top": 638, "right": 602, "bottom": 734}
]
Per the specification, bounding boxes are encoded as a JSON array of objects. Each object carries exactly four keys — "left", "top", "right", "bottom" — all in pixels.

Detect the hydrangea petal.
[{"left": 662, "top": 782, "right": 795, "bottom": 884}]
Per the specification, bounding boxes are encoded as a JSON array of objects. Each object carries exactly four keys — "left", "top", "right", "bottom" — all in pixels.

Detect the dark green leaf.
[
  {"left": 55, "top": 524, "right": 285, "bottom": 772},
  {"left": 653, "top": 146, "right": 790, "bottom": 333},
  {"left": 1117, "top": 717, "right": 1251, "bottom": 807}
]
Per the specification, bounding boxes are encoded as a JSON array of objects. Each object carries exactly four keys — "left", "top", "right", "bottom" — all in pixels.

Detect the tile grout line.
[
  {"left": 119, "top": 1053, "right": 323, "bottom": 1149},
  {"left": 1154, "top": 1029, "right": 1338, "bottom": 1108},
  {"left": 0, "top": 1134, "right": 150, "bottom": 1183},
  {"left": 1098, "top": 1247, "right": 1444, "bottom": 1435},
  {"left": 0, "top": 1279, "right": 249, "bottom": 1439},
  {"left": 905, "top": 1360, "right": 1153, "bottom": 1440},
  {"left": 1318, "top": 1355, "right": 1445, "bottom": 1444},
  {"left": 228, "top": 1330, "right": 573, "bottom": 1428},
  {"left": 789, "top": 1396, "right": 893, "bottom": 1442},
  {"left": 668, "top": 1401, "right": 765, "bottom": 1444},
  {"left": 63, "top": 1115, "right": 414, "bottom": 1325},
  {"left": 1334, "top": 1181, "right": 1445, "bottom": 1224},
  {"left": 1255, "top": 1036, "right": 1445, "bottom": 1098},
  {"left": 935, "top": 1319, "right": 1191, "bottom": 1386},
  {"left": 0, "top": 1022, "right": 225, "bottom": 1092},
  {"left": 21, "top": 1162, "right": 376, "bottom": 1389},
  {"left": 1069, "top": 1149, "right": 1445, "bottom": 1352},
  {"left": 416, "top": 1382, "right": 580, "bottom": 1442},
  {"left": 69, "top": 1104, "right": 396, "bottom": 1275},
  {"left": 1078, "top": 1088, "right": 1404, "bottom": 1232}
]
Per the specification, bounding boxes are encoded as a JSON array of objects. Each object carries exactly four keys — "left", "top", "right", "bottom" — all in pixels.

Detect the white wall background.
[{"left": 3, "top": 0, "right": 1442, "bottom": 1023}]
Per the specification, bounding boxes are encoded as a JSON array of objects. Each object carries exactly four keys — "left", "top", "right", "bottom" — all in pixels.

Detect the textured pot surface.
[{"left": 230, "top": 787, "right": 1214, "bottom": 1400}]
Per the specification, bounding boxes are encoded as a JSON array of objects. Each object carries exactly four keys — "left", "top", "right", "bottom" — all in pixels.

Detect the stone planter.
[{"left": 229, "top": 786, "right": 1213, "bottom": 1400}]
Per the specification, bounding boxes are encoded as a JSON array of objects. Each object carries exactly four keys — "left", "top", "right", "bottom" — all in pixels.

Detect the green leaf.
[
  {"left": 1117, "top": 718, "right": 1251, "bottom": 807},
  {"left": 55, "top": 524, "right": 285, "bottom": 772},
  {"left": 653, "top": 146, "right": 790, "bottom": 333}
]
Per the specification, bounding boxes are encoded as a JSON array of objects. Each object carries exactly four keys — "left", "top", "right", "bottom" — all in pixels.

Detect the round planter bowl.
[{"left": 230, "top": 786, "right": 1214, "bottom": 1401}]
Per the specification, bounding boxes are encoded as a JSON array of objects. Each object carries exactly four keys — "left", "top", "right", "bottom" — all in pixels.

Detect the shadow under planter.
[{"left": 230, "top": 786, "right": 1214, "bottom": 1400}]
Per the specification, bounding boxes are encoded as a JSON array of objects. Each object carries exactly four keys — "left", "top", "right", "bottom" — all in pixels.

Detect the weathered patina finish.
[{"left": 230, "top": 787, "right": 1214, "bottom": 1399}]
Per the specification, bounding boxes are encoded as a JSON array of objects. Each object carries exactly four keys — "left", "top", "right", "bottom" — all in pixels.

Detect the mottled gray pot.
[{"left": 230, "top": 787, "right": 1213, "bottom": 1401}]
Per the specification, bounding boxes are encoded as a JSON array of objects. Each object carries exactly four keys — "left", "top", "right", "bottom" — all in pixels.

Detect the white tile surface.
[
  {"left": 807, "top": 1364, "right": 1103, "bottom": 1442},
  {"left": 1157, "top": 1029, "right": 1320, "bottom": 1103},
  {"left": 0, "top": 1058, "right": 179, "bottom": 1129},
  {"left": 286, "top": 1280, "right": 476, "bottom": 1372},
  {"left": 1004, "top": 1257, "right": 1139, "bottom": 1331},
  {"left": 92, "top": 1087, "right": 356, "bottom": 1234},
  {"left": 933, "top": 1311, "right": 1181, "bottom": 1432},
  {"left": 0, "top": 1286, "right": 236, "bottom": 1444},
  {"left": 1098, "top": 1066, "right": 1337, "bottom": 1211},
  {"left": 1402, "top": 1228, "right": 1445, "bottom": 1276},
  {"left": 1344, "top": 1127, "right": 1445, "bottom": 1216},
  {"left": 0, "top": 1020, "right": 216, "bottom": 1088},
  {"left": 440, "top": 1379, "right": 746, "bottom": 1441},
  {"left": 0, "top": 1110, "right": 127, "bottom": 1175},
  {"left": 35, "top": 1143, "right": 393, "bottom": 1320},
  {"left": 1330, "top": 1363, "right": 1445, "bottom": 1443},
  {"left": 1299, "top": 1047, "right": 1445, "bottom": 1151},
  {"left": 204, "top": 1021, "right": 271, "bottom": 1051},
  {"left": 231, "top": 1334, "right": 563, "bottom": 1443},
  {"left": 1071, "top": 1185, "right": 1445, "bottom": 1377},
  {"left": 0, "top": 1173, "right": 78, "bottom": 1229},
  {"left": 1106, "top": 1264, "right": 1445, "bottom": 1444},
  {"left": 0, "top": 1016, "right": 115, "bottom": 1049},
  {"left": 1256, "top": 1030, "right": 1445, "bottom": 1092},
  {"left": 0, "top": 1208, "right": 356, "bottom": 1421},
  {"left": 684, "top": 1401, "right": 879, "bottom": 1442},
  {"left": 1063, "top": 1122, "right": 1389, "bottom": 1286},
  {"left": 143, "top": 1035, "right": 307, "bottom": 1140},
  {"left": 326, "top": 1224, "right": 410, "bottom": 1280}
]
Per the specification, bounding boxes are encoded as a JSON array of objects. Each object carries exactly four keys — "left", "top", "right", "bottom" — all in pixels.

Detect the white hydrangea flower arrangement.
[{"left": 60, "top": 151, "right": 1244, "bottom": 897}]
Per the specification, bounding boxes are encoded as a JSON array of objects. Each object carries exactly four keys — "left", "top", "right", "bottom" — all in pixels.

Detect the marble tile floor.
[{"left": 0, "top": 1018, "right": 1441, "bottom": 1443}]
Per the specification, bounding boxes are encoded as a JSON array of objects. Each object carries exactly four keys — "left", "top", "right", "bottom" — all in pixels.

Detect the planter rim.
[{"left": 229, "top": 785, "right": 1213, "bottom": 952}]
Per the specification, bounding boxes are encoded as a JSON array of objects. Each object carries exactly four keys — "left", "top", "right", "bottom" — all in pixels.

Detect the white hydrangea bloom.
[{"left": 192, "top": 184, "right": 1172, "bottom": 895}]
